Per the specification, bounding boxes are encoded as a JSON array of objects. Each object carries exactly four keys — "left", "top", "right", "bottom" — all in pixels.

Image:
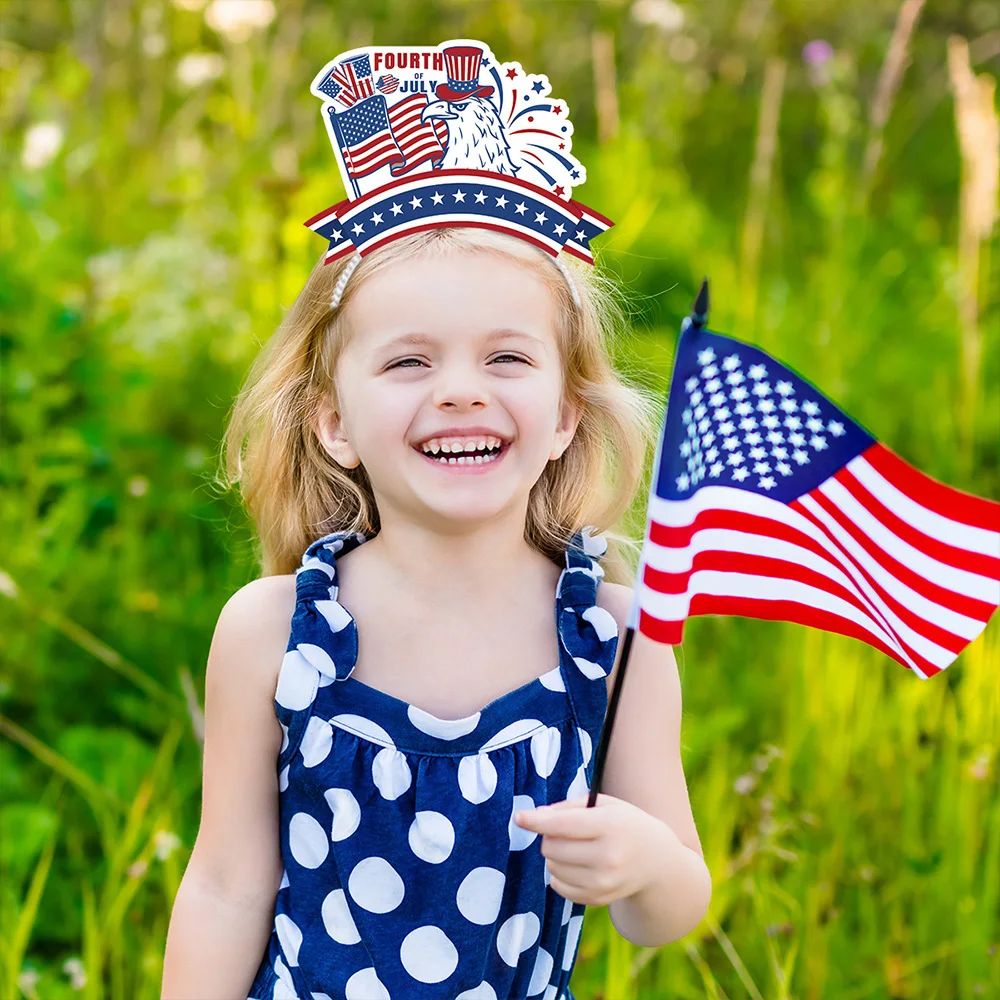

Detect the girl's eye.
[
  {"left": 491, "top": 354, "right": 528, "bottom": 364},
  {"left": 387, "top": 358, "right": 426, "bottom": 369}
]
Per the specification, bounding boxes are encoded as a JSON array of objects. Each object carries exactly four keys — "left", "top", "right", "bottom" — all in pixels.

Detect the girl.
[{"left": 161, "top": 227, "right": 711, "bottom": 999}]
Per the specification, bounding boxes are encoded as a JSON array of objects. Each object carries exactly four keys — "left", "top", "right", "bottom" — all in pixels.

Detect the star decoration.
[
  {"left": 409, "top": 196, "right": 422, "bottom": 209},
  {"left": 514, "top": 202, "right": 527, "bottom": 214},
  {"left": 431, "top": 191, "right": 444, "bottom": 205},
  {"left": 534, "top": 211, "right": 547, "bottom": 225},
  {"left": 390, "top": 203, "right": 403, "bottom": 216},
  {"left": 496, "top": 194, "right": 508, "bottom": 208},
  {"left": 473, "top": 191, "right": 487, "bottom": 204},
  {"left": 370, "top": 212, "right": 383, "bottom": 226},
  {"left": 554, "top": 223, "right": 565, "bottom": 235},
  {"left": 506, "top": 67, "right": 518, "bottom": 80},
  {"left": 351, "top": 222, "right": 364, "bottom": 235}
]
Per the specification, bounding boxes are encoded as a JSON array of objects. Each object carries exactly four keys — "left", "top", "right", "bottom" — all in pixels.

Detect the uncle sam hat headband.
[{"left": 304, "top": 39, "right": 614, "bottom": 308}]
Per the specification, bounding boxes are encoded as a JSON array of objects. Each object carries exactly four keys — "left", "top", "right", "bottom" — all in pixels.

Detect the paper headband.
[{"left": 304, "top": 39, "right": 614, "bottom": 267}]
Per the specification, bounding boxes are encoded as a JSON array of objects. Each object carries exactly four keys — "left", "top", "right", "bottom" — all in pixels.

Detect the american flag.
[
  {"left": 377, "top": 73, "right": 399, "bottom": 94},
  {"left": 631, "top": 300, "right": 1000, "bottom": 678},
  {"left": 332, "top": 96, "right": 404, "bottom": 177},
  {"left": 385, "top": 94, "right": 448, "bottom": 175}
]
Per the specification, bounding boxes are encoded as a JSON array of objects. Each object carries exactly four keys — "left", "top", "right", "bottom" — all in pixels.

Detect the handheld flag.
[{"left": 630, "top": 280, "right": 1000, "bottom": 678}]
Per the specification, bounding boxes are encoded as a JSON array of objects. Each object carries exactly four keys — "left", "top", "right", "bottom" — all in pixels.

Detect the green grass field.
[{"left": 1, "top": 1, "right": 998, "bottom": 997}]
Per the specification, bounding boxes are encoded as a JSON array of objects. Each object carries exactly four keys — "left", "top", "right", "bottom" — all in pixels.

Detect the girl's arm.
[{"left": 161, "top": 575, "right": 296, "bottom": 1000}]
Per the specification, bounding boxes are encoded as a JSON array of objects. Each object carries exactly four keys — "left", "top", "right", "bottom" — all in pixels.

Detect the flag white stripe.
[
  {"left": 646, "top": 488, "right": 987, "bottom": 637},
  {"left": 642, "top": 527, "right": 956, "bottom": 667},
  {"left": 848, "top": 456, "right": 1000, "bottom": 557},
  {"left": 818, "top": 478, "right": 999, "bottom": 603},
  {"left": 637, "top": 570, "right": 913, "bottom": 667}
]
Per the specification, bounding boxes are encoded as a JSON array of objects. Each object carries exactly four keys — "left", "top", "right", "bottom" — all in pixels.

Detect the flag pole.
[{"left": 586, "top": 278, "right": 710, "bottom": 809}]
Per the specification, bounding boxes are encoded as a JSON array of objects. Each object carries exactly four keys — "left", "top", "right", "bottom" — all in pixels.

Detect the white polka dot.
[
  {"left": 566, "top": 763, "right": 589, "bottom": 802},
  {"left": 582, "top": 605, "right": 618, "bottom": 642},
  {"left": 458, "top": 753, "right": 497, "bottom": 804},
  {"left": 542, "top": 986, "right": 559, "bottom": 1000},
  {"left": 317, "top": 670, "right": 334, "bottom": 688},
  {"left": 332, "top": 714, "right": 395, "bottom": 747},
  {"left": 456, "top": 867, "right": 505, "bottom": 925},
  {"left": 408, "top": 704, "right": 481, "bottom": 739},
  {"left": 300, "top": 716, "right": 333, "bottom": 767},
  {"left": 561, "top": 896, "right": 573, "bottom": 925},
  {"left": 300, "top": 556, "right": 334, "bottom": 580},
  {"left": 273, "top": 956, "right": 296, "bottom": 1000},
  {"left": 510, "top": 794, "right": 538, "bottom": 851},
  {"left": 372, "top": 746, "right": 411, "bottom": 800},
  {"left": 288, "top": 812, "right": 328, "bottom": 869},
  {"left": 321, "top": 887, "right": 360, "bottom": 944},
  {"left": 344, "top": 967, "right": 389, "bottom": 1000},
  {"left": 348, "top": 856, "right": 405, "bottom": 913},
  {"left": 580, "top": 528, "right": 608, "bottom": 557},
  {"left": 543, "top": 858, "right": 552, "bottom": 886},
  {"left": 578, "top": 727, "right": 592, "bottom": 768},
  {"left": 311, "top": 994, "right": 334, "bottom": 1000},
  {"left": 275, "top": 649, "right": 318, "bottom": 711},
  {"left": 278, "top": 764, "right": 289, "bottom": 792},
  {"left": 323, "top": 788, "right": 361, "bottom": 842},
  {"left": 313, "top": 598, "right": 353, "bottom": 634},
  {"left": 279, "top": 869, "right": 290, "bottom": 889},
  {"left": 496, "top": 911, "right": 540, "bottom": 966},
  {"left": 562, "top": 914, "right": 584, "bottom": 969},
  {"left": 530, "top": 726, "right": 561, "bottom": 779},
  {"left": 572, "top": 656, "right": 606, "bottom": 680},
  {"left": 280, "top": 722, "right": 289, "bottom": 754},
  {"left": 480, "top": 718, "right": 544, "bottom": 752},
  {"left": 399, "top": 925, "right": 459, "bottom": 983},
  {"left": 538, "top": 667, "right": 566, "bottom": 692},
  {"left": 296, "top": 642, "right": 338, "bottom": 679},
  {"left": 408, "top": 811, "right": 455, "bottom": 863},
  {"left": 274, "top": 913, "right": 302, "bottom": 966},
  {"left": 528, "top": 946, "right": 554, "bottom": 995},
  {"left": 456, "top": 982, "right": 498, "bottom": 1000}
]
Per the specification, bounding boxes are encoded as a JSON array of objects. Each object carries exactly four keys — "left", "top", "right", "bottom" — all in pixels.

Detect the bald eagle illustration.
[{"left": 421, "top": 97, "right": 520, "bottom": 175}]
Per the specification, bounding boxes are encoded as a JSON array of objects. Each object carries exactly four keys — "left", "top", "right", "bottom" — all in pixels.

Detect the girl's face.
[{"left": 317, "top": 250, "right": 580, "bottom": 530}]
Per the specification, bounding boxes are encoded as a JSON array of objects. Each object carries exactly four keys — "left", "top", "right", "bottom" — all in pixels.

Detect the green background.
[{"left": 1, "top": 0, "right": 998, "bottom": 997}]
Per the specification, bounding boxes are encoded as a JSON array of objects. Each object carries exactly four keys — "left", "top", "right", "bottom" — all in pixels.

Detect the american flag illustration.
[
  {"left": 632, "top": 295, "right": 1000, "bottom": 678},
  {"left": 377, "top": 73, "right": 399, "bottom": 94},
  {"left": 386, "top": 93, "right": 447, "bottom": 174},
  {"left": 332, "top": 96, "right": 404, "bottom": 177}
]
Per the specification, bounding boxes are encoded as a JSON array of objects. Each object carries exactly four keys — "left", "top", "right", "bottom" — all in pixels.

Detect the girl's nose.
[{"left": 432, "top": 367, "right": 489, "bottom": 411}]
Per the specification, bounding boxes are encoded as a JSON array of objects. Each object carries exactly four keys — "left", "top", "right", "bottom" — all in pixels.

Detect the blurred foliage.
[{"left": 1, "top": 0, "right": 998, "bottom": 997}]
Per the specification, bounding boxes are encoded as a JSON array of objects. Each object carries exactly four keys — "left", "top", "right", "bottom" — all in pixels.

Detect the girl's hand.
[{"left": 513, "top": 793, "right": 669, "bottom": 907}]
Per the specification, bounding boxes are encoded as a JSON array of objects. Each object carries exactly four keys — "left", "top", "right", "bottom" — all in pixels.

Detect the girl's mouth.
[{"left": 414, "top": 438, "right": 510, "bottom": 470}]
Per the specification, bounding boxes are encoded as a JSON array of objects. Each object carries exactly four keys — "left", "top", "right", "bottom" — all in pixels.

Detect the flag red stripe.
[
  {"left": 833, "top": 467, "right": 1000, "bottom": 579},
  {"left": 647, "top": 506, "right": 972, "bottom": 654},
  {"left": 862, "top": 443, "right": 1000, "bottom": 531},
  {"left": 795, "top": 491, "right": 997, "bottom": 622},
  {"left": 642, "top": 550, "right": 940, "bottom": 674}
]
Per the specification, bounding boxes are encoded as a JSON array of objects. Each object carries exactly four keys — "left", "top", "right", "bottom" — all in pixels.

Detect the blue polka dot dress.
[{"left": 246, "top": 527, "right": 619, "bottom": 1000}]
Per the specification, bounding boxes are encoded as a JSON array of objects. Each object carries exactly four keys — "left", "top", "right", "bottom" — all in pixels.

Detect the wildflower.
[
  {"left": 630, "top": 0, "right": 684, "bottom": 32},
  {"left": 127, "top": 858, "right": 149, "bottom": 878},
  {"left": 128, "top": 476, "right": 149, "bottom": 497},
  {"left": 63, "top": 958, "right": 88, "bottom": 990},
  {"left": 22, "top": 122, "right": 64, "bottom": 170},
  {"left": 734, "top": 772, "right": 757, "bottom": 795},
  {"left": 968, "top": 750, "right": 991, "bottom": 781},
  {"left": 176, "top": 52, "right": 224, "bottom": 88},
  {"left": 204, "top": 0, "right": 275, "bottom": 42},
  {"left": 802, "top": 40, "right": 834, "bottom": 86},
  {"left": 155, "top": 830, "right": 183, "bottom": 861}
]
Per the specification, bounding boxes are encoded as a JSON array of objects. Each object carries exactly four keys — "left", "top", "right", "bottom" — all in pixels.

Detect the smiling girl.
[{"left": 160, "top": 224, "right": 710, "bottom": 998}]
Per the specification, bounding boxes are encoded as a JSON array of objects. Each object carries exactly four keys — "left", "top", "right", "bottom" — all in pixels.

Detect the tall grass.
[{"left": 1, "top": 0, "right": 997, "bottom": 997}]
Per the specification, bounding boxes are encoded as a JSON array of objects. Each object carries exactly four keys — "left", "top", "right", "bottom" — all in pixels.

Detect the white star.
[
  {"left": 534, "top": 211, "right": 547, "bottom": 225},
  {"left": 474, "top": 190, "right": 487, "bottom": 204},
  {"left": 793, "top": 449, "right": 809, "bottom": 465},
  {"left": 775, "top": 380, "right": 794, "bottom": 396},
  {"left": 722, "top": 436, "right": 740, "bottom": 451},
  {"left": 710, "top": 393, "right": 726, "bottom": 408},
  {"left": 710, "top": 461, "right": 724, "bottom": 477},
  {"left": 750, "top": 447, "right": 767, "bottom": 460},
  {"left": 726, "top": 371, "right": 745, "bottom": 385},
  {"left": 697, "top": 348, "right": 716, "bottom": 365},
  {"left": 745, "top": 432, "right": 763, "bottom": 446},
  {"left": 680, "top": 441, "right": 691, "bottom": 457},
  {"left": 690, "top": 390, "right": 704, "bottom": 405},
  {"left": 753, "top": 461, "right": 771, "bottom": 474},
  {"left": 514, "top": 201, "right": 527, "bottom": 215},
  {"left": 802, "top": 400, "right": 820, "bottom": 416},
  {"left": 763, "top": 416, "right": 780, "bottom": 429},
  {"left": 554, "top": 223, "right": 566, "bottom": 235},
  {"left": 698, "top": 418, "right": 711, "bottom": 433},
  {"left": 704, "top": 378, "right": 722, "bottom": 393},
  {"left": 805, "top": 417, "right": 823, "bottom": 433},
  {"left": 777, "top": 462, "right": 793, "bottom": 476},
  {"left": 713, "top": 406, "right": 730, "bottom": 421},
  {"left": 682, "top": 408, "right": 693, "bottom": 424},
  {"left": 685, "top": 377, "right": 699, "bottom": 392},
  {"left": 732, "top": 466, "right": 750, "bottom": 482},
  {"left": 771, "top": 446, "right": 788, "bottom": 459},
  {"left": 730, "top": 387, "right": 749, "bottom": 402},
  {"left": 810, "top": 435, "right": 828, "bottom": 450},
  {"left": 740, "top": 417, "right": 758, "bottom": 430},
  {"left": 779, "top": 398, "right": 798, "bottom": 413},
  {"left": 767, "top": 430, "right": 784, "bottom": 444},
  {"left": 727, "top": 452, "right": 745, "bottom": 466},
  {"left": 331, "top": 228, "right": 342, "bottom": 240},
  {"left": 453, "top": 189, "right": 466, "bottom": 202},
  {"left": 431, "top": 191, "right": 444, "bottom": 205},
  {"left": 722, "top": 354, "right": 741, "bottom": 371},
  {"left": 718, "top": 422, "right": 735, "bottom": 436},
  {"left": 758, "top": 476, "right": 776, "bottom": 491},
  {"left": 575, "top": 229, "right": 586, "bottom": 241},
  {"left": 694, "top": 404, "right": 707, "bottom": 419},
  {"left": 702, "top": 432, "right": 716, "bottom": 447},
  {"left": 370, "top": 211, "right": 383, "bottom": 226},
  {"left": 734, "top": 408, "right": 754, "bottom": 422},
  {"left": 496, "top": 194, "right": 508, "bottom": 208},
  {"left": 784, "top": 416, "right": 802, "bottom": 431},
  {"left": 351, "top": 222, "right": 364, "bottom": 235},
  {"left": 828, "top": 420, "right": 845, "bottom": 437},
  {"left": 752, "top": 381, "right": 772, "bottom": 397},
  {"left": 390, "top": 202, "right": 403, "bottom": 216},
  {"left": 676, "top": 473, "right": 690, "bottom": 491},
  {"left": 705, "top": 447, "right": 719, "bottom": 462},
  {"left": 702, "top": 364, "right": 719, "bottom": 379},
  {"left": 757, "top": 399, "right": 776, "bottom": 414},
  {"left": 748, "top": 364, "right": 768, "bottom": 381},
  {"left": 789, "top": 432, "right": 806, "bottom": 448},
  {"left": 410, "top": 195, "right": 423, "bottom": 209}
]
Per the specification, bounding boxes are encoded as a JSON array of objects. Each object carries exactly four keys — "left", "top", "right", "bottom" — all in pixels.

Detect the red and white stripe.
[
  {"left": 634, "top": 443, "right": 1000, "bottom": 677},
  {"left": 342, "top": 129, "right": 402, "bottom": 177},
  {"left": 387, "top": 94, "right": 447, "bottom": 173}
]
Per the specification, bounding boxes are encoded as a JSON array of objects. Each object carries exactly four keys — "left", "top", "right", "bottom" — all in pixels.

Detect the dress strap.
[
  {"left": 274, "top": 530, "right": 368, "bottom": 771},
  {"left": 555, "top": 527, "right": 620, "bottom": 791}
]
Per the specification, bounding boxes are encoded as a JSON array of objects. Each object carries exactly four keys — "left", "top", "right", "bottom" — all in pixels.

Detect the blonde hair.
[{"left": 220, "top": 228, "right": 659, "bottom": 584}]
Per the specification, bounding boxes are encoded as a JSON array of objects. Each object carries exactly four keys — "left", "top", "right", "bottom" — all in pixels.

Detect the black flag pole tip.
[{"left": 691, "top": 277, "right": 710, "bottom": 328}]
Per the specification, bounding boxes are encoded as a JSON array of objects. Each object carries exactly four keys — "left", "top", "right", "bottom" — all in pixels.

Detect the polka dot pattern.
[{"left": 248, "top": 527, "right": 618, "bottom": 1000}]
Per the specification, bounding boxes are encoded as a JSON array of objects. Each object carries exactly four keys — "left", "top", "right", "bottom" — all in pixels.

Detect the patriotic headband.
[{"left": 303, "top": 39, "right": 614, "bottom": 279}]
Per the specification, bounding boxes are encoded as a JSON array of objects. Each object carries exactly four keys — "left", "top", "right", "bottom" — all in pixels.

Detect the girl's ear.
[
  {"left": 549, "top": 394, "right": 582, "bottom": 461},
  {"left": 314, "top": 401, "right": 362, "bottom": 469}
]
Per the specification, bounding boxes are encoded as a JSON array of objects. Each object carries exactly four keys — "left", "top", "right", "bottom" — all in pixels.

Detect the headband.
[{"left": 303, "top": 38, "right": 613, "bottom": 309}]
